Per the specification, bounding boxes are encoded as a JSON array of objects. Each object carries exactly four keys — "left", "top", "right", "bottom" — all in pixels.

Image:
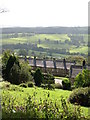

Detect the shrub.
[
  {"left": 62, "top": 78, "right": 71, "bottom": 90},
  {"left": 34, "top": 68, "right": 43, "bottom": 86},
  {"left": 40, "top": 84, "right": 55, "bottom": 90},
  {"left": 69, "top": 87, "right": 90, "bottom": 107},
  {"left": 9, "top": 64, "right": 20, "bottom": 85},
  {"left": 2, "top": 50, "right": 33, "bottom": 85},
  {"left": 42, "top": 80, "right": 55, "bottom": 84},
  {"left": 1, "top": 81, "right": 11, "bottom": 89},
  {"left": 19, "top": 62, "right": 32, "bottom": 83},
  {"left": 42, "top": 74, "right": 55, "bottom": 84},
  {"left": 74, "top": 69, "right": 90, "bottom": 88},
  {"left": 40, "top": 84, "right": 46, "bottom": 89},
  {"left": 19, "top": 83, "right": 27, "bottom": 88},
  {"left": 2, "top": 54, "right": 20, "bottom": 81},
  {"left": 28, "top": 82, "right": 34, "bottom": 87},
  {"left": 47, "top": 84, "right": 55, "bottom": 90},
  {"left": 74, "top": 73, "right": 85, "bottom": 88},
  {"left": 43, "top": 73, "right": 54, "bottom": 81}
]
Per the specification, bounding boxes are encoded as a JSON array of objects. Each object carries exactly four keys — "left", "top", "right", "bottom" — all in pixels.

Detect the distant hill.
[{"left": 1, "top": 27, "right": 88, "bottom": 34}]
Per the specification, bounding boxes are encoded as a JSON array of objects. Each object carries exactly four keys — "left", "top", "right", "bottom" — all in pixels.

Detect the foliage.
[
  {"left": 47, "top": 84, "right": 55, "bottom": 90},
  {"left": 74, "top": 69, "right": 90, "bottom": 88},
  {"left": 27, "top": 82, "right": 34, "bottom": 87},
  {"left": 40, "top": 84, "right": 55, "bottom": 90},
  {"left": 2, "top": 32, "right": 88, "bottom": 59},
  {"left": 2, "top": 50, "right": 12, "bottom": 66},
  {"left": 34, "top": 68, "right": 43, "bottom": 86},
  {"left": 2, "top": 50, "right": 32, "bottom": 85},
  {"left": 42, "top": 73, "right": 55, "bottom": 84},
  {"left": 67, "top": 56, "right": 86, "bottom": 65},
  {"left": 2, "top": 51, "right": 20, "bottom": 81},
  {"left": 18, "top": 49, "right": 28, "bottom": 56},
  {"left": 19, "top": 62, "right": 32, "bottom": 83},
  {"left": 19, "top": 83, "right": 27, "bottom": 88},
  {"left": 44, "top": 73, "right": 54, "bottom": 80},
  {"left": 9, "top": 64, "right": 20, "bottom": 84},
  {"left": 69, "top": 87, "right": 90, "bottom": 107},
  {"left": 8, "top": 62, "right": 32, "bottom": 85},
  {"left": 2, "top": 87, "right": 90, "bottom": 119},
  {"left": 62, "top": 78, "right": 71, "bottom": 90},
  {"left": 42, "top": 79, "right": 55, "bottom": 84}
]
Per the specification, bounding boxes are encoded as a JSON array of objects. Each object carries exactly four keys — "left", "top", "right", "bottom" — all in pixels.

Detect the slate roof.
[
  {"left": 46, "top": 60, "right": 54, "bottom": 68},
  {"left": 28, "top": 58, "right": 75, "bottom": 69},
  {"left": 36, "top": 59, "right": 44, "bottom": 67}
]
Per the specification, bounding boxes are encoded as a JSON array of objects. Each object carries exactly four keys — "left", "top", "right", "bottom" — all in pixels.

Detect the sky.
[{"left": 0, "top": 0, "right": 89, "bottom": 27}]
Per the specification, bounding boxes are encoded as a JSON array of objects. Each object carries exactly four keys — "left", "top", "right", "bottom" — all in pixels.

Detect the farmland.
[
  {"left": 1, "top": 27, "right": 90, "bottom": 119},
  {"left": 1, "top": 33, "right": 88, "bottom": 60}
]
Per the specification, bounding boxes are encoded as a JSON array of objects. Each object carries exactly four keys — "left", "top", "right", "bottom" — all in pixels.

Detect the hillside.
[{"left": 1, "top": 26, "right": 88, "bottom": 34}]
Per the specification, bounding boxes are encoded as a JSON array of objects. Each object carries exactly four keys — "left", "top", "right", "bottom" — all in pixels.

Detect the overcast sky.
[{"left": 0, "top": 0, "right": 89, "bottom": 27}]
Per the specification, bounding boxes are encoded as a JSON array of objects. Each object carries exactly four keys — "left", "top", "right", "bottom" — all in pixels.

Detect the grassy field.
[
  {"left": 70, "top": 46, "right": 88, "bottom": 54},
  {"left": 1, "top": 81, "right": 89, "bottom": 118},
  {"left": 2, "top": 33, "right": 88, "bottom": 59}
]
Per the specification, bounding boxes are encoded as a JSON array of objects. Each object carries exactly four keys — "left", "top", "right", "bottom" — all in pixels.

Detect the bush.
[
  {"left": 28, "top": 82, "right": 34, "bottom": 87},
  {"left": 40, "top": 84, "right": 46, "bottom": 89},
  {"left": 19, "top": 62, "right": 32, "bottom": 83},
  {"left": 1, "top": 81, "right": 11, "bottom": 89},
  {"left": 43, "top": 73, "right": 54, "bottom": 81},
  {"left": 74, "top": 69, "right": 90, "bottom": 88},
  {"left": 9, "top": 63, "right": 32, "bottom": 85},
  {"left": 19, "top": 83, "right": 27, "bottom": 88},
  {"left": 34, "top": 68, "right": 43, "bottom": 86},
  {"left": 2, "top": 50, "right": 33, "bottom": 85},
  {"left": 69, "top": 87, "right": 90, "bottom": 107},
  {"left": 42, "top": 74, "right": 55, "bottom": 84},
  {"left": 42, "top": 79, "right": 55, "bottom": 84},
  {"left": 62, "top": 78, "right": 71, "bottom": 90},
  {"left": 40, "top": 84, "right": 55, "bottom": 90},
  {"left": 47, "top": 84, "right": 55, "bottom": 90}
]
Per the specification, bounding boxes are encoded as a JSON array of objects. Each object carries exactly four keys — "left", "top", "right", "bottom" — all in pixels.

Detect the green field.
[
  {"left": 2, "top": 33, "right": 88, "bottom": 59},
  {"left": 70, "top": 46, "right": 88, "bottom": 54},
  {"left": 1, "top": 81, "right": 89, "bottom": 118}
]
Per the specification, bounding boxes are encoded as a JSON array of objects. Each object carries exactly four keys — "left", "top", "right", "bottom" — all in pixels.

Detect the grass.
[
  {"left": 55, "top": 76, "right": 66, "bottom": 80},
  {"left": 1, "top": 81, "right": 89, "bottom": 117},
  {"left": 2, "top": 33, "right": 88, "bottom": 59},
  {"left": 70, "top": 46, "right": 88, "bottom": 54},
  {"left": 2, "top": 82, "right": 71, "bottom": 105}
]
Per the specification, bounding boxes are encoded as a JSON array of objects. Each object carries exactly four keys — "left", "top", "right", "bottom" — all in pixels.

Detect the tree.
[
  {"left": 9, "top": 62, "right": 32, "bottom": 84},
  {"left": 2, "top": 50, "right": 20, "bottom": 81},
  {"left": 74, "top": 73, "right": 84, "bottom": 88},
  {"left": 74, "top": 69, "right": 90, "bottom": 88},
  {"left": 2, "top": 54, "right": 20, "bottom": 81},
  {"left": 34, "top": 68, "right": 43, "bottom": 86},
  {"left": 2, "top": 50, "right": 32, "bottom": 84},
  {"left": 18, "top": 49, "right": 28, "bottom": 56}
]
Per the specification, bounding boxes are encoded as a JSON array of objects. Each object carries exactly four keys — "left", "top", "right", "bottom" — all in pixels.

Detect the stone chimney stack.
[
  {"left": 33, "top": 56, "right": 36, "bottom": 66},
  {"left": 63, "top": 58, "right": 67, "bottom": 70},
  {"left": 53, "top": 58, "right": 56, "bottom": 69}
]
